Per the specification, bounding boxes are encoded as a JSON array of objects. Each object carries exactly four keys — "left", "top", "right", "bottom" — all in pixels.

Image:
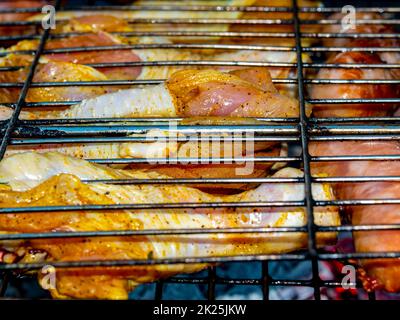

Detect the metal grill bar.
[
  {"left": 207, "top": 267, "right": 216, "bottom": 300},
  {"left": 5, "top": 118, "right": 400, "bottom": 126},
  {"left": 0, "top": 272, "right": 369, "bottom": 291},
  {"left": 0, "top": 35, "right": 40, "bottom": 41},
  {"left": 4, "top": 155, "right": 400, "bottom": 165},
  {"left": 311, "top": 136, "right": 400, "bottom": 141},
  {"left": 59, "top": 5, "right": 295, "bottom": 13},
  {"left": 292, "top": 0, "right": 320, "bottom": 300},
  {"left": 312, "top": 116, "right": 400, "bottom": 122},
  {"left": 60, "top": 177, "right": 305, "bottom": 184},
  {"left": 4, "top": 124, "right": 299, "bottom": 135},
  {"left": 155, "top": 281, "right": 164, "bottom": 300},
  {"left": 0, "top": 78, "right": 296, "bottom": 87},
  {"left": 303, "top": 63, "right": 400, "bottom": 68},
  {"left": 49, "top": 31, "right": 400, "bottom": 38},
  {"left": 311, "top": 155, "right": 400, "bottom": 161},
  {"left": 0, "top": 44, "right": 297, "bottom": 57}
]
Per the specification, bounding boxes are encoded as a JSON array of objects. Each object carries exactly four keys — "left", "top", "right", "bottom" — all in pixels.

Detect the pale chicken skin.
[
  {"left": 32, "top": 1, "right": 320, "bottom": 46},
  {"left": 0, "top": 21, "right": 302, "bottom": 103},
  {"left": 0, "top": 152, "right": 339, "bottom": 299},
  {"left": 310, "top": 141, "right": 400, "bottom": 292},
  {"left": 310, "top": 52, "right": 398, "bottom": 118}
]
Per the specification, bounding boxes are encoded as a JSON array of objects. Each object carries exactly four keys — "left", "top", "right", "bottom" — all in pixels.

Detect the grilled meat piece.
[
  {"left": 1, "top": 68, "right": 294, "bottom": 190},
  {"left": 0, "top": 1, "right": 47, "bottom": 36},
  {"left": 309, "top": 52, "right": 398, "bottom": 118}
]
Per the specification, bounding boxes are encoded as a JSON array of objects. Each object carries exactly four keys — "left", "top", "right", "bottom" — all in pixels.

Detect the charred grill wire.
[{"left": 0, "top": 0, "right": 399, "bottom": 300}]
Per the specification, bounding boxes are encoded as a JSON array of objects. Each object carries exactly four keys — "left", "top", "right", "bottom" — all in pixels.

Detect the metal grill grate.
[{"left": 0, "top": 0, "right": 399, "bottom": 300}]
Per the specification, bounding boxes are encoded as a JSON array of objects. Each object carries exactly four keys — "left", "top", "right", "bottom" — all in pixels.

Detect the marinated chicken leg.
[
  {"left": 0, "top": 152, "right": 339, "bottom": 299},
  {"left": 0, "top": 69, "right": 298, "bottom": 120},
  {"left": 310, "top": 141, "right": 400, "bottom": 292}
]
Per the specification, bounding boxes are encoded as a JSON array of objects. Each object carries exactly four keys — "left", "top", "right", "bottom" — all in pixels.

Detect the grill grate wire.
[{"left": 0, "top": 0, "right": 399, "bottom": 300}]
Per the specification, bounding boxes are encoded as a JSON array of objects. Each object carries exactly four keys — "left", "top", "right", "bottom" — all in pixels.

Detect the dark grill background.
[{"left": 0, "top": 0, "right": 399, "bottom": 300}]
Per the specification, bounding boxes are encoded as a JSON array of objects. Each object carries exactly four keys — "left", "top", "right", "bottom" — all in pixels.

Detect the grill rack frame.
[{"left": 0, "top": 0, "right": 400, "bottom": 300}]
